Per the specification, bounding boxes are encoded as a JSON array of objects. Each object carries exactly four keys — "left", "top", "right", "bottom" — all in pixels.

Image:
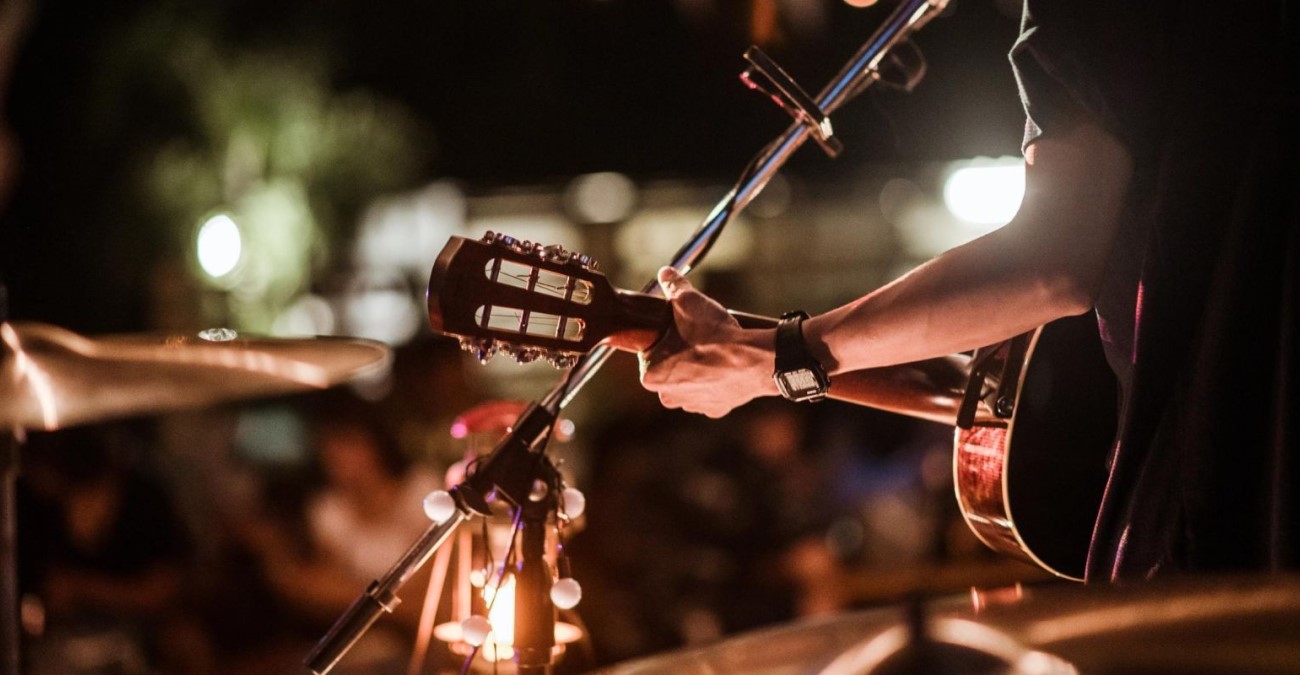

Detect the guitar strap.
[{"left": 955, "top": 330, "right": 1034, "bottom": 429}]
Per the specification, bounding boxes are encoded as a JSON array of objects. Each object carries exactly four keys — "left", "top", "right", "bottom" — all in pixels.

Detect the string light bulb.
[
  {"left": 561, "top": 487, "right": 586, "bottom": 520},
  {"left": 461, "top": 615, "right": 492, "bottom": 647},
  {"left": 550, "top": 578, "right": 582, "bottom": 610},
  {"left": 423, "top": 490, "right": 457, "bottom": 523}
]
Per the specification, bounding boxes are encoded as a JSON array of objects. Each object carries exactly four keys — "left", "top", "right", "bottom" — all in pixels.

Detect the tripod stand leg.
[{"left": 407, "top": 537, "right": 454, "bottom": 675}]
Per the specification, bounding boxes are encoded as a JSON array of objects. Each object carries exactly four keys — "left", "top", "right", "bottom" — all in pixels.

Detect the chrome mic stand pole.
[
  {"left": 306, "top": 2, "right": 947, "bottom": 671},
  {"left": 551, "top": 0, "right": 947, "bottom": 410}
]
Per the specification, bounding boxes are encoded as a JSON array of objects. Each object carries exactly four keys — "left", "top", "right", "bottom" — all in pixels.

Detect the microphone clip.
[{"left": 741, "top": 46, "right": 844, "bottom": 158}]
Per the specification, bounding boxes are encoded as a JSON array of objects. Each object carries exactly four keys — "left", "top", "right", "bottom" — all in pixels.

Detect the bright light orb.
[
  {"left": 461, "top": 615, "right": 492, "bottom": 647},
  {"left": 550, "top": 578, "right": 582, "bottom": 609},
  {"left": 562, "top": 487, "right": 586, "bottom": 520},
  {"left": 196, "top": 214, "right": 243, "bottom": 278},
  {"left": 422, "top": 490, "right": 457, "bottom": 523},
  {"left": 942, "top": 162, "right": 1025, "bottom": 227},
  {"left": 565, "top": 172, "right": 637, "bottom": 224}
]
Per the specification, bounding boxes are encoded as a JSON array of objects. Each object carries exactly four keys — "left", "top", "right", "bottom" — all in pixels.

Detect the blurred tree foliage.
[{"left": 48, "top": 1, "right": 431, "bottom": 330}]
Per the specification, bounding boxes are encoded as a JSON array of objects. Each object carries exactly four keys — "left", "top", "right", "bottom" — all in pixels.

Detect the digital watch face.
[{"left": 776, "top": 367, "right": 829, "bottom": 402}]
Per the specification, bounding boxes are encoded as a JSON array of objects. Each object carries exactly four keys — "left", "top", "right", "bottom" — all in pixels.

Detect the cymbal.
[
  {"left": 594, "top": 575, "right": 1300, "bottom": 674},
  {"left": 1, "top": 321, "right": 392, "bottom": 431}
]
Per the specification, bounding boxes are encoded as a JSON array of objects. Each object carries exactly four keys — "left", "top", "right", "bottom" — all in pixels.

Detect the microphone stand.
[{"left": 305, "top": 1, "right": 949, "bottom": 672}]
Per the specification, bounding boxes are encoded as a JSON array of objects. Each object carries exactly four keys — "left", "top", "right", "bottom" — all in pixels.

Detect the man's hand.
[{"left": 638, "top": 267, "right": 778, "bottom": 418}]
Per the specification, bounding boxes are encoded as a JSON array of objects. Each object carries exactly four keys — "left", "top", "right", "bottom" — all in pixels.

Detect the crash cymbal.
[{"left": 0, "top": 321, "right": 391, "bottom": 431}]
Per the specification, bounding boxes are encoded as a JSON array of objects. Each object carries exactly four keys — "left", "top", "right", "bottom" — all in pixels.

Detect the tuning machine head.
[
  {"left": 539, "top": 244, "right": 599, "bottom": 271},
  {"left": 547, "top": 353, "right": 579, "bottom": 369},
  {"left": 501, "top": 344, "right": 579, "bottom": 369},
  {"left": 503, "top": 344, "right": 542, "bottom": 364},
  {"left": 458, "top": 337, "right": 499, "bottom": 364},
  {"left": 460, "top": 336, "right": 580, "bottom": 370},
  {"left": 480, "top": 231, "right": 598, "bottom": 272}
]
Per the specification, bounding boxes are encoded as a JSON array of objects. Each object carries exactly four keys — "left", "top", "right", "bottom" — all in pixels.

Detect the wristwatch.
[{"left": 773, "top": 310, "right": 830, "bottom": 402}]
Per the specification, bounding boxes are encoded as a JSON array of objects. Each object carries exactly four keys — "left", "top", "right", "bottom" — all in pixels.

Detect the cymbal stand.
[
  {"left": 1, "top": 280, "right": 18, "bottom": 675},
  {"left": 307, "top": 1, "right": 947, "bottom": 672},
  {"left": 1, "top": 431, "right": 18, "bottom": 675}
]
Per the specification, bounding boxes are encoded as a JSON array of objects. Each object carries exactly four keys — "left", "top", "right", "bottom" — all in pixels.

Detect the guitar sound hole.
[{"left": 486, "top": 260, "right": 594, "bottom": 305}]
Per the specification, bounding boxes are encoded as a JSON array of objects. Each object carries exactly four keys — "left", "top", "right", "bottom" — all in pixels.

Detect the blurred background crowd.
[
  {"left": 1, "top": 0, "right": 1058, "bottom": 672},
  {"left": 16, "top": 356, "right": 1041, "bottom": 674}
]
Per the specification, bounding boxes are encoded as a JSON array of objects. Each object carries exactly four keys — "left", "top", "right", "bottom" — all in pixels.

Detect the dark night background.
[{"left": 0, "top": 0, "right": 1023, "bottom": 334}]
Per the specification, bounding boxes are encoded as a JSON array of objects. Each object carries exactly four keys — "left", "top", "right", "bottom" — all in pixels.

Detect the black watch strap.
[{"left": 773, "top": 311, "right": 830, "bottom": 402}]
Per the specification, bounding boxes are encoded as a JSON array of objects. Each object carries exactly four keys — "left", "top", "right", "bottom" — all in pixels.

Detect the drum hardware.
[
  {"left": 0, "top": 313, "right": 391, "bottom": 675},
  {"left": 817, "top": 597, "right": 1076, "bottom": 675}
]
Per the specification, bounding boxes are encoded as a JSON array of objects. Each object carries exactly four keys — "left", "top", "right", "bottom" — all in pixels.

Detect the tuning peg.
[
  {"left": 547, "top": 353, "right": 579, "bottom": 369},
  {"left": 539, "top": 244, "right": 571, "bottom": 264},
  {"left": 488, "top": 231, "right": 521, "bottom": 251},
  {"left": 458, "top": 337, "right": 499, "bottom": 364},
  {"left": 541, "top": 245, "right": 600, "bottom": 272},
  {"left": 511, "top": 347, "right": 542, "bottom": 364},
  {"left": 572, "top": 253, "right": 597, "bottom": 271}
]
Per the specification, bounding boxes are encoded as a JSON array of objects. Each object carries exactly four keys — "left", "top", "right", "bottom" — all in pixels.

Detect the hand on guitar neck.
[
  {"left": 637, "top": 266, "right": 981, "bottom": 421},
  {"left": 636, "top": 267, "right": 780, "bottom": 418},
  {"left": 425, "top": 233, "right": 976, "bottom": 425}
]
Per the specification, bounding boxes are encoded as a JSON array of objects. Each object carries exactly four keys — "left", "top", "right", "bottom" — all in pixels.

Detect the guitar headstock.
[{"left": 428, "top": 232, "right": 656, "bottom": 368}]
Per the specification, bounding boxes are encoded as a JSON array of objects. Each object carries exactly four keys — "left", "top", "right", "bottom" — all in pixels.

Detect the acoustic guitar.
[{"left": 426, "top": 232, "right": 1116, "bottom": 580}]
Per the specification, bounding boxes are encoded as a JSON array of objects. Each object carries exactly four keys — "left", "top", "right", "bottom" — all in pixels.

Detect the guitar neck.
[{"left": 611, "top": 290, "right": 972, "bottom": 425}]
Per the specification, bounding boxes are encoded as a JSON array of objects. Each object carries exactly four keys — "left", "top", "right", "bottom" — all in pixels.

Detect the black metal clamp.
[{"left": 742, "top": 46, "right": 844, "bottom": 158}]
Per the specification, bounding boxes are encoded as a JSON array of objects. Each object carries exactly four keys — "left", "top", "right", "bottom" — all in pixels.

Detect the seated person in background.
[
  {"left": 20, "top": 424, "right": 213, "bottom": 675},
  {"left": 237, "top": 395, "right": 439, "bottom": 671}
]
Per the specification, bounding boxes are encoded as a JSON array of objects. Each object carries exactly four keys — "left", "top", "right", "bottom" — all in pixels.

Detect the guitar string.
[
  {"left": 486, "top": 269, "right": 586, "bottom": 338},
  {"left": 482, "top": 308, "right": 580, "bottom": 340},
  {"left": 499, "top": 270, "right": 568, "bottom": 295},
  {"left": 497, "top": 270, "right": 592, "bottom": 302}
]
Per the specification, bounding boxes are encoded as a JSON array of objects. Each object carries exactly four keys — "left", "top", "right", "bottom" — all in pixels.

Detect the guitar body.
[{"left": 954, "top": 313, "right": 1118, "bottom": 581}]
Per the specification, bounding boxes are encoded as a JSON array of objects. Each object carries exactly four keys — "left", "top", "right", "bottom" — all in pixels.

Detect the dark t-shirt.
[{"left": 1011, "top": 0, "right": 1300, "bottom": 580}]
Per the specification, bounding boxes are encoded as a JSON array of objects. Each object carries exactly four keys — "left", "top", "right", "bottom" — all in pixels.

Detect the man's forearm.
[{"left": 804, "top": 116, "right": 1133, "bottom": 374}]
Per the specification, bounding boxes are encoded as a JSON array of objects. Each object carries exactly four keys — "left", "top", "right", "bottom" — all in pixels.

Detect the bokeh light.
[
  {"left": 942, "top": 158, "right": 1025, "bottom": 227},
  {"left": 564, "top": 172, "right": 637, "bottom": 224},
  {"left": 196, "top": 214, "right": 242, "bottom": 280}
]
